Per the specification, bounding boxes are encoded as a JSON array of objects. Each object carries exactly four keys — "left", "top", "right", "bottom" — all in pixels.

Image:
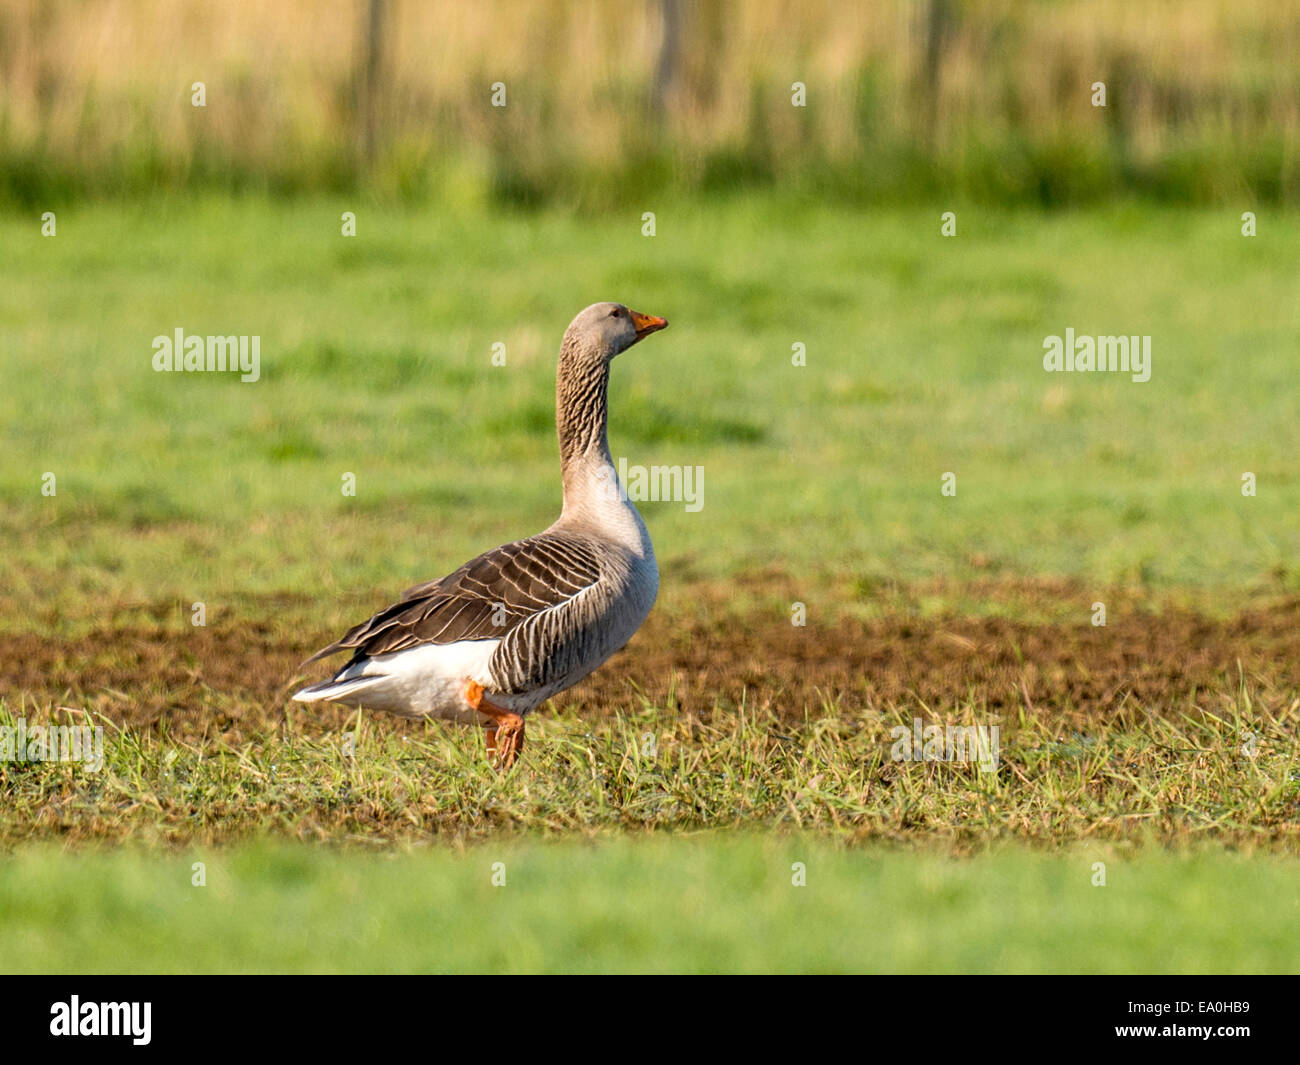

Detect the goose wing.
[{"left": 305, "top": 533, "right": 602, "bottom": 665}]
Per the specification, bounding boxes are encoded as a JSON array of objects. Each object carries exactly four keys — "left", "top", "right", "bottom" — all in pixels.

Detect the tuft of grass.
[{"left": 1, "top": 680, "right": 1296, "bottom": 851}]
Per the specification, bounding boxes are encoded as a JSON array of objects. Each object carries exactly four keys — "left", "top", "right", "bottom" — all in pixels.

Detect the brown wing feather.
[{"left": 304, "top": 534, "right": 602, "bottom": 665}]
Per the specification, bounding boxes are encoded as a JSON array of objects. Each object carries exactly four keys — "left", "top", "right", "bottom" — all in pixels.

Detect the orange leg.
[{"left": 466, "top": 679, "right": 525, "bottom": 769}]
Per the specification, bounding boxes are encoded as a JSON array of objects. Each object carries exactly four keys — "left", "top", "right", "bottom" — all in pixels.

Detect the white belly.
[{"left": 333, "top": 639, "right": 501, "bottom": 722}]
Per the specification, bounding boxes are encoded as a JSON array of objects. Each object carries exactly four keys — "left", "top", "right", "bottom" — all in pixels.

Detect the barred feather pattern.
[
  {"left": 555, "top": 335, "right": 611, "bottom": 469},
  {"left": 305, "top": 533, "right": 604, "bottom": 670},
  {"left": 485, "top": 548, "right": 639, "bottom": 694}
]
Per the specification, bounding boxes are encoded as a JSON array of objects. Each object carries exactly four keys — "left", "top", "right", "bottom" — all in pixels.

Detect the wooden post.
[
  {"left": 358, "top": 0, "right": 388, "bottom": 168},
  {"left": 652, "top": 0, "right": 681, "bottom": 116}
]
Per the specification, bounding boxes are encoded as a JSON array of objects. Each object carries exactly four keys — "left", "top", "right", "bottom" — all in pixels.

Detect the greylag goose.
[{"left": 293, "top": 302, "right": 669, "bottom": 768}]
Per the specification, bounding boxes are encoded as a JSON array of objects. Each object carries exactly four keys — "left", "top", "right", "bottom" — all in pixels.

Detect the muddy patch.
[{"left": 4, "top": 592, "right": 1298, "bottom": 741}]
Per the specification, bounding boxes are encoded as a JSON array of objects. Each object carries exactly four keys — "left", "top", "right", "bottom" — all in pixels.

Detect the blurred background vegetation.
[
  {"left": 2, "top": 1, "right": 1297, "bottom": 611},
  {"left": 2, "top": 0, "right": 1299, "bottom": 210}
]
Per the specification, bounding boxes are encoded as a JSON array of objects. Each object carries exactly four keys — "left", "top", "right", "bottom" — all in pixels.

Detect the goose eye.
[{"left": 610, "top": 308, "right": 622, "bottom": 318}]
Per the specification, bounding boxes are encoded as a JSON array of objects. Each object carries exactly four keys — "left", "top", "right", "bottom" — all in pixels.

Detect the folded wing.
[{"left": 304, "top": 533, "right": 603, "bottom": 666}]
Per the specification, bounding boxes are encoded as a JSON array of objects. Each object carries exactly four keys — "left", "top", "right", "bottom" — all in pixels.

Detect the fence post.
[{"left": 358, "top": 0, "right": 388, "bottom": 168}]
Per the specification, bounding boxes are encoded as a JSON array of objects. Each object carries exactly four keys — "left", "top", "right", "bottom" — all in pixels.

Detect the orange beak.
[{"left": 630, "top": 310, "right": 669, "bottom": 340}]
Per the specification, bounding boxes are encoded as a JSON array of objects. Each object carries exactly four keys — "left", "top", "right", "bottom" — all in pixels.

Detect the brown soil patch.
[{"left": 4, "top": 592, "right": 1298, "bottom": 742}]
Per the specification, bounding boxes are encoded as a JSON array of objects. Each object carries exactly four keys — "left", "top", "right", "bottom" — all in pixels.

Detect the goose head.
[{"left": 563, "top": 301, "right": 668, "bottom": 362}]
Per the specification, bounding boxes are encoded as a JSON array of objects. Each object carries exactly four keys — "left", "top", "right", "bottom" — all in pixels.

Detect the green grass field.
[
  {"left": 4, "top": 838, "right": 1299, "bottom": 974},
  {"left": 2, "top": 196, "right": 1296, "bottom": 611},
  {"left": 2, "top": 194, "right": 1298, "bottom": 972}
]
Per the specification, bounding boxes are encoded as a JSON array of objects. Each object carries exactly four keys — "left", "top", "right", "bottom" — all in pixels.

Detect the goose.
[{"left": 292, "top": 302, "right": 669, "bottom": 768}]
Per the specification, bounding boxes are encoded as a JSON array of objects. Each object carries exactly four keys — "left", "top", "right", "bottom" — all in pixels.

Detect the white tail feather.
[{"left": 291, "top": 674, "right": 388, "bottom": 703}]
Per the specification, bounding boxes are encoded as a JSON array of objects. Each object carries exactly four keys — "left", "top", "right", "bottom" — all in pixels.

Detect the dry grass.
[
  {"left": 4, "top": 584, "right": 1298, "bottom": 851},
  {"left": 3, "top": 0, "right": 1298, "bottom": 203},
  {"left": 3, "top": 676, "right": 1297, "bottom": 851}
]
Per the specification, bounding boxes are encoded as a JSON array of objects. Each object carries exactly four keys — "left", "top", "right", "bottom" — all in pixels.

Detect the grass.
[
  {"left": 1, "top": 196, "right": 1297, "bottom": 620},
  {"left": 3, "top": 683, "right": 1296, "bottom": 849},
  {"left": 3, "top": 837, "right": 1299, "bottom": 973},
  {"left": 3, "top": 192, "right": 1299, "bottom": 971}
]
